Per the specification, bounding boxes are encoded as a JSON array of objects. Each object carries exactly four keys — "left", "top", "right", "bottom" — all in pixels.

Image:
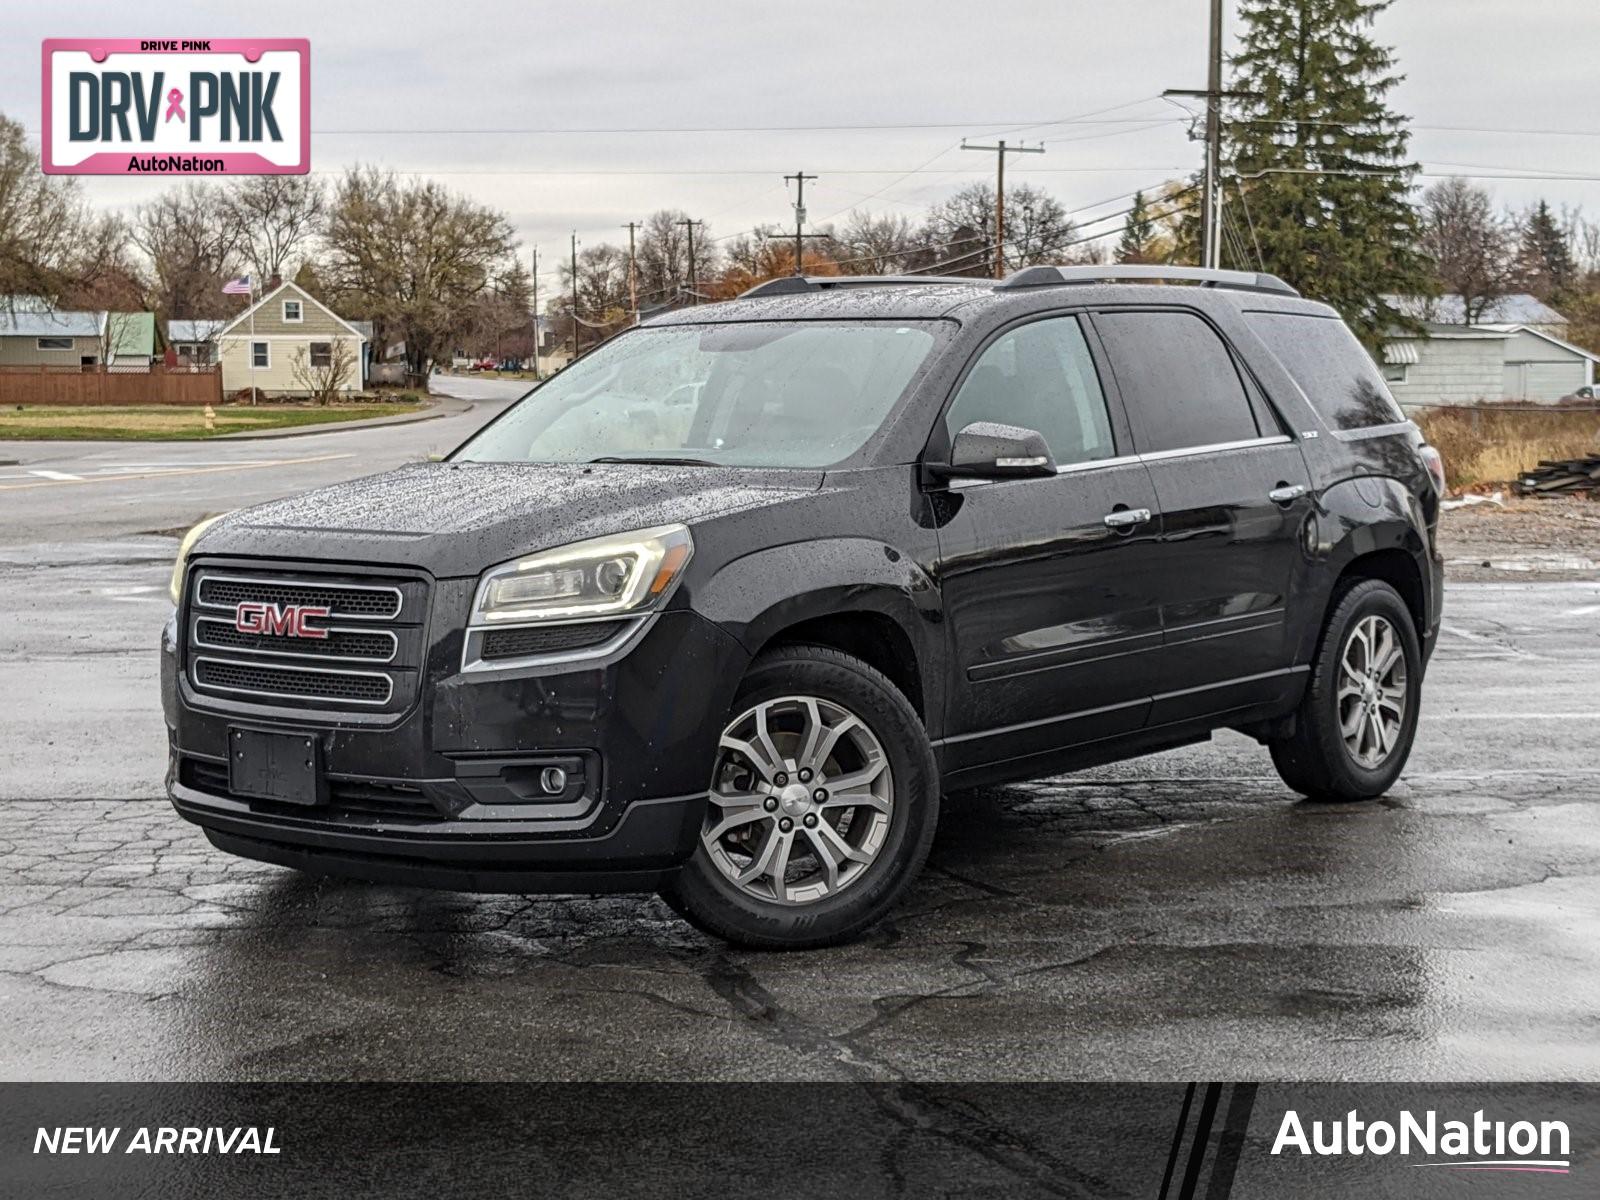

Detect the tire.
[
  {"left": 1269, "top": 578, "right": 1422, "bottom": 802},
  {"left": 660, "top": 644, "right": 939, "bottom": 950}
]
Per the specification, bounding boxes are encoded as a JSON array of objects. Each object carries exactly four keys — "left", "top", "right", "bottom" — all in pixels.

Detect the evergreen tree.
[
  {"left": 1224, "top": 0, "right": 1432, "bottom": 345},
  {"left": 1515, "top": 200, "right": 1576, "bottom": 301},
  {"left": 1117, "top": 191, "right": 1156, "bottom": 263}
]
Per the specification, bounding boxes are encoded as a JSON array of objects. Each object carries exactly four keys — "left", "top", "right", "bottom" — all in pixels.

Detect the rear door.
[
  {"left": 933, "top": 313, "right": 1165, "bottom": 774},
  {"left": 1091, "top": 308, "right": 1314, "bottom": 725}
]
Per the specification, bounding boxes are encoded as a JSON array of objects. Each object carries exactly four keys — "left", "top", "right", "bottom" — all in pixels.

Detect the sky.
[{"left": 7, "top": 0, "right": 1600, "bottom": 290}]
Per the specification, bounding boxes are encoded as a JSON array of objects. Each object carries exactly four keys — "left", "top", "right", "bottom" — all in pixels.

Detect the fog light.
[{"left": 538, "top": 766, "right": 568, "bottom": 795}]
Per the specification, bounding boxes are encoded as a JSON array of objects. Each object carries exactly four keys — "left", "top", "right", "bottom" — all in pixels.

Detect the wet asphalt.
[{"left": 2, "top": 381, "right": 1598, "bottom": 1081}]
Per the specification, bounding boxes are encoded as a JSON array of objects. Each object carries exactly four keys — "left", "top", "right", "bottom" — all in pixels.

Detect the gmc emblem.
[{"left": 234, "top": 601, "right": 331, "bottom": 639}]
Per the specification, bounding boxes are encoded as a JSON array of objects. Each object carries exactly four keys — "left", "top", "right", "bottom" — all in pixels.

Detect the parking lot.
[{"left": 2, "top": 381, "right": 1598, "bottom": 1081}]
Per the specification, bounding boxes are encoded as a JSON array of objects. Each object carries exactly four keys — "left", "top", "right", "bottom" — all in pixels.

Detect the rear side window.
[
  {"left": 1245, "top": 312, "right": 1405, "bottom": 430},
  {"left": 944, "top": 315, "right": 1117, "bottom": 466},
  {"left": 1093, "top": 310, "right": 1260, "bottom": 453}
]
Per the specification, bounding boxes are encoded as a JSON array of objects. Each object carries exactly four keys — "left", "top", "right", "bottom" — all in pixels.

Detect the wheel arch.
[{"left": 692, "top": 538, "right": 945, "bottom": 735}]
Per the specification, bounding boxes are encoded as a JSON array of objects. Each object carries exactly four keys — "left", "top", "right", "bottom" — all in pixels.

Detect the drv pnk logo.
[{"left": 41, "top": 39, "right": 309, "bottom": 175}]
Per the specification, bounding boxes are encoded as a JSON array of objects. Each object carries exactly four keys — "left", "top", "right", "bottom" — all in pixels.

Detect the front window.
[
  {"left": 251, "top": 342, "right": 269, "bottom": 368},
  {"left": 453, "top": 320, "right": 946, "bottom": 469},
  {"left": 282, "top": 299, "right": 302, "bottom": 322},
  {"left": 309, "top": 341, "right": 333, "bottom": 368},
  {"left": 37, "top": 337, "right": 73, "bottom": 350}
]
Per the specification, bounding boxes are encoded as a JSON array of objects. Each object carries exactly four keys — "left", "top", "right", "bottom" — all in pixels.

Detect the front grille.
[
  {"left": 195, "top": 658, "right": 393, "bottom": 704},
  {"left": 194, "top": 617, "right": 396, "bottom": 662},
  {"left": 480, "top": 621, "right": 624, "bottom": 660},
  {"left": 196, "top": 575, "right": 402, "bottom": 620},
  {"left": 186, "top": 565, "right": 426, "bottom": 714}
]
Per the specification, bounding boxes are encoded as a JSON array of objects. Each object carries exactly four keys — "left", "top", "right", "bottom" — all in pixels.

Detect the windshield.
[{"left": 453, "top": 320, "right": 945, "bottom": 468}]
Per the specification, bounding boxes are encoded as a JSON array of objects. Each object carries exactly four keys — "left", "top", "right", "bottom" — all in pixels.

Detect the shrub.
[{"left": 1415, "top": 404, "right": 1600, "bottom": 488}]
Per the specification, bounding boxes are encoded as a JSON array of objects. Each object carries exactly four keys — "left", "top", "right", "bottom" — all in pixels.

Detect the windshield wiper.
[{"left": 587, "top": 455, "right": 721, "bottom": 467}]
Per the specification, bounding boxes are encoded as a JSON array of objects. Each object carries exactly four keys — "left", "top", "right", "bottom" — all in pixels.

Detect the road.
[
  {"left": 2, "top": 383, "right": 1598, "bottom": 1081},
  {"left": 0, "top": 374, "right": 529, "bottom": 545}
]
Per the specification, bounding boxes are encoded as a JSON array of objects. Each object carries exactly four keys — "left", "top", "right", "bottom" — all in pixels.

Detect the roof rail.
[
  {"left": 738, "top": 274, "right": 993, "bottom": 300},
  {"left": 996, "top": 264, "right": 1300, "bottom": 297}
]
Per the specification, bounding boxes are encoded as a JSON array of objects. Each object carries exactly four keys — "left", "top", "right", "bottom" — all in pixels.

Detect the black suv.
[{"left": 161, "top": 265, "right": 1445, "bottom": 948}]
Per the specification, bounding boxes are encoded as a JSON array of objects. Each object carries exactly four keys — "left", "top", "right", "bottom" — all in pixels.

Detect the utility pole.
[
  {"left": 569, "top": 231, "right": 580, "bottom": 360},
  {"left": 960, "top": 139, "right": 1045, "bottom": 278},
  {"left": 622, "top": 221, "right": 640, "bottom": 325},
  {"left": 676, "top": 218, "right": 705, "bottom": 305},
  {"left": 529, "top": 245, "right": 541, "bottom": 380},
  {"left": 1166, "top": 0, "right": 1249, "bottom": 270},
  {"left": 784, "top": 170, "right": 818, "bottom": 276}
]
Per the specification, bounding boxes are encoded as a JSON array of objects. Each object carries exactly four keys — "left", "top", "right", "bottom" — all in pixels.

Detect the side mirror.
[{"left": 934, "top": 421, "right": 1057, "bottom": 480}]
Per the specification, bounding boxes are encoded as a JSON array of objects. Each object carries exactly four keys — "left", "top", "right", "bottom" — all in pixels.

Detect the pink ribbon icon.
[{"left": 164, "top": 88, "right": 185, "bottom": 123}]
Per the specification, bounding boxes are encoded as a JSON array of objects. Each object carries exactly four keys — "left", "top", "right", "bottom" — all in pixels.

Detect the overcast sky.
[{"left": 8, "top": 0, "right": 1600, "bottom": 288}]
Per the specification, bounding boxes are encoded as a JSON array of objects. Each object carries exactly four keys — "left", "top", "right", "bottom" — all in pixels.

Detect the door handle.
[
  {"left": 1102, "top": 507, "right": 1152, "bottom": 530},
  {"left": 1268, "top": 484, "right": 1308, "bottom": 504}
]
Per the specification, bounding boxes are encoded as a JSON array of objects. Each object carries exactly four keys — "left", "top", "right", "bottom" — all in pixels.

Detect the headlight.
[
  {"left": 470, "top": 524, "right": 693, "bottom": 625},
  {"left": 168, "top": 514, "right": 226, "bottom": 604}
]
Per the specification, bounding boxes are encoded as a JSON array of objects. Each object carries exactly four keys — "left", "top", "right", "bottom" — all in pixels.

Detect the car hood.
[{"left": 193, "top": 460, "right": 824, "bottom": 576}]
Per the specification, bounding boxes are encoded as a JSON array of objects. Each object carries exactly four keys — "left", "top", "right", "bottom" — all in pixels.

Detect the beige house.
[{"left": 215, "top": 282, "right": 367, "bottom": 397}]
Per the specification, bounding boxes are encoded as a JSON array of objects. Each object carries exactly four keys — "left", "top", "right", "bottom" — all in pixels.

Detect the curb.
[{"left": 211, "top": 401, "right": 470, "bottom": 440}]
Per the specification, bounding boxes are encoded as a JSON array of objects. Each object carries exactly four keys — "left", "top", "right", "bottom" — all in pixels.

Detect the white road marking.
[
  {"left": 1565, "top": 604, "right": 1600, "bottom": 617},
  {"left": 0, "top": 452, "right": 355, "bottom": 492},
  {"left": 26, "top": 469, "right": 82, "bottom": 481}
]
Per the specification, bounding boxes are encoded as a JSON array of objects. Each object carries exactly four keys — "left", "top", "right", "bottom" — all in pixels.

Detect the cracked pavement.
[{"left": 2, "top": 410, "right": 1598, "bottom": 1081}]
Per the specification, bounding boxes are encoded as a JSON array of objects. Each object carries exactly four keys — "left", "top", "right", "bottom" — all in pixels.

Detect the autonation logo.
[{"left": 1273, "top": 1108, "right": 1571, "bottom": 1175}]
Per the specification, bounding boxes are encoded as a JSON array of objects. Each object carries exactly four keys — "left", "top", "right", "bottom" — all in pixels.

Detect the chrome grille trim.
[
  {"left": 194, "top": 573, "right": 404, "bottom": 622},
  {"left": 190, "top": 656, "right": 396, "bottom": 707},
  {"left": 191, "top": 616, "right": 399, "bottom": 664}
]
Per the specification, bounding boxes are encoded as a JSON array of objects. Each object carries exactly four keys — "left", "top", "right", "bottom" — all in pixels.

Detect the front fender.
[{"left": 690, "top": 537, "right": 946, "bottom": 732}]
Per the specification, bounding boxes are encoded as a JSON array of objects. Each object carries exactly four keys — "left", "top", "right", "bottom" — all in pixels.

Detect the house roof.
[
  {"left": 1387, "top": 293, "right": 1569, "bottom": 326},
  {"left": 0, "top": 309, "right": 105, "bottom": 338},
  {"left": 109, "top": 312, "right": 155, "bottom": 358},
  {"left": 1500, "top": 324, "right": 1600, "bottom": 363},
  {"left": 167, "top": 318, "right": 228, "bottom": 343},
  {"left": 215, "top": 281, "right": 367, "bottom": 341}
]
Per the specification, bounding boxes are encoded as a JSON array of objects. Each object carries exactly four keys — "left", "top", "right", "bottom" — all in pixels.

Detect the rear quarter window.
[{"left": 1245, "top": 312, "right": 1405, "bottom": 431}]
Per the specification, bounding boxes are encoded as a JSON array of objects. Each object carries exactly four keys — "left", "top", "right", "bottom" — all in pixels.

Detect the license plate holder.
[{"left": 228, "top": 728, "right": 325, "bottom": 807}]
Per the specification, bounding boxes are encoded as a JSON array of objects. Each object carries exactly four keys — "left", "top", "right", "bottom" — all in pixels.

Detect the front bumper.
[{"left": 163, "top": 596, "right": 750, "bottom": 893}]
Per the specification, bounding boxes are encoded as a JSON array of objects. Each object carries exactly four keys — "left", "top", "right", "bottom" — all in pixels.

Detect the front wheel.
[
  {"left": 660, "top": 645, "right": 939, "bottom": 949},
  {"left": 1269, "top": 579, "right": 1422, "bottom": 802}
]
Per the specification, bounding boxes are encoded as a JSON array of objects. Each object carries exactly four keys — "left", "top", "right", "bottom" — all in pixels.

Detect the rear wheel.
[
  {"left": 1269, "top": 579, "right": 1422, "bottom": 802},
  {"left": 660, "top": 645, "right": 938, "bottom": 949}
]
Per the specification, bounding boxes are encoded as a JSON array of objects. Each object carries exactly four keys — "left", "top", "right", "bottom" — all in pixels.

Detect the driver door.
[{"left": 933, "top": 315, "right": 1165, "bottom": 777}]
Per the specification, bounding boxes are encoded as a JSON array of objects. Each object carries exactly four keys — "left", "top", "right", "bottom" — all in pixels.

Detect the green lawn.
[{"left": 0, "top": 403, "right": 427, "bottom": 441}]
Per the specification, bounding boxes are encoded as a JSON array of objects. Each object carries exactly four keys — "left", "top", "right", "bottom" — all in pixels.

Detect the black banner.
[{"left": 3, "top": 1083, "right": 1593, "bottom": 1197}]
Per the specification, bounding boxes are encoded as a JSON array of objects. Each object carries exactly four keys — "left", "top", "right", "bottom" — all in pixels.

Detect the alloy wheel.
[
  {"left": 1337, "top": 614, "right": 1408, "bottom": 769},
  {"left": 702, "top": 694, "right": 894, "bottom": 905}
]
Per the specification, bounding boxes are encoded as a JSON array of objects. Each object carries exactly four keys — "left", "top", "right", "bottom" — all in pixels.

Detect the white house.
[
  {"left": 1381, "top": 294, "right": 1599, "bottom": 407},
  {"left": 211, "top": 282, "right": 368, "bottom": 397},
  {"left": 1382, "top": 322, "right": 1597, "bottom": 408}
]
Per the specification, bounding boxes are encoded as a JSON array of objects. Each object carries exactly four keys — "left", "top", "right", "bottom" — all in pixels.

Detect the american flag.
[{"left": 221, "top": 275, "right": 252, "bottom": 296}]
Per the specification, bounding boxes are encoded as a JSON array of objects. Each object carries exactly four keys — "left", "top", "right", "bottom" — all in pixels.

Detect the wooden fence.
[{"left": 0, "top": 364, "right": 222, "bottom": 406}]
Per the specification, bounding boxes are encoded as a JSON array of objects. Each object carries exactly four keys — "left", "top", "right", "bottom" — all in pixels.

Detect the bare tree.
[
  {"left": 635, "top": 210, "right": 717, "bottom": 307},
  {"left": 0, "top": 114, "right": 121, "bottom": 307},
  {"left": 225, "top": 176, "right": 326, "bottom": 283},
  {"left": 132, "top": 183, "right": 242, "bottom": 321},
  {"left": 288, "top": 339, "right": 357, "bottom": 406},
  {"left": 321, "top": 167, "right": 518, "bottom": 385},
  {"left": 922, "top": 183, "right": 1080, "bottom": 273},
  {"left": 1420, "top": 178, "right": 1517, "bottom": 323},
  {"left": 837, "top": 210, "right": 919, "bottom": 274}
]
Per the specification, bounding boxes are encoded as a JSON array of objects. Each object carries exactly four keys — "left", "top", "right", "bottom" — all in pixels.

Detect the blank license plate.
[{"left": 228, "top": 728, "right": 324, "bottom": 806}]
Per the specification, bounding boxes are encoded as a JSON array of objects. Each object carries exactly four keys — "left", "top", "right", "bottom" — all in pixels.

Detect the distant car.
[{"left": 469, "top": 357, "right": 497, "bottom": 372}]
